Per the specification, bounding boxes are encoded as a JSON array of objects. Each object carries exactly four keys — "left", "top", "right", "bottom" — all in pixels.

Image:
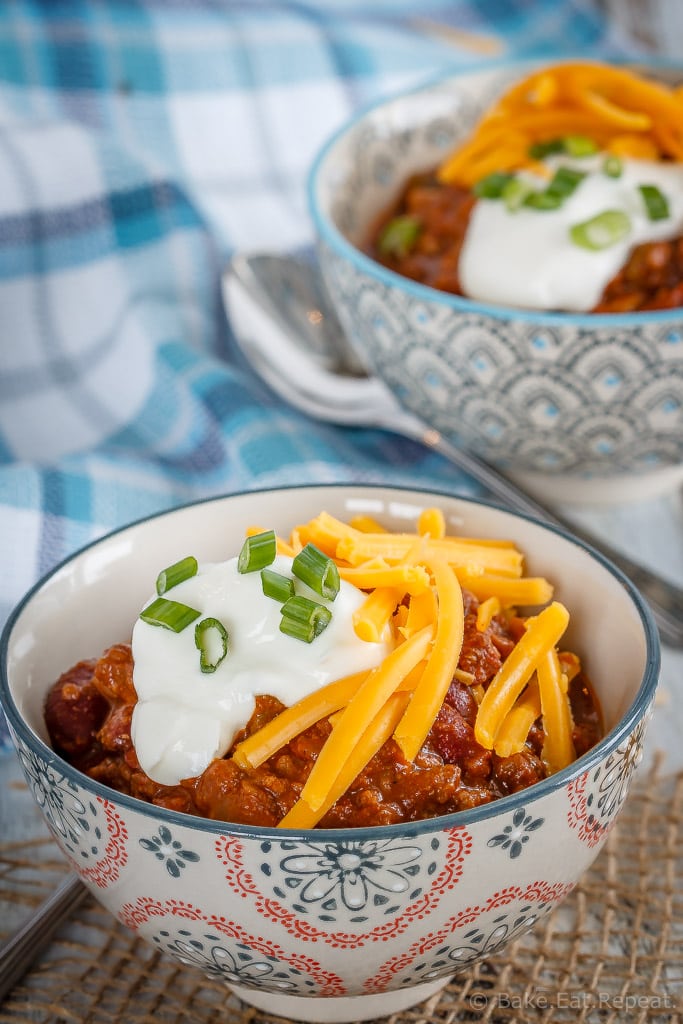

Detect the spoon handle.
[
  {"left": 0, "top": 873, "right": 88, "bottom": 1002},
  {"left": 403, "top": 420, "right": 683, "bottom": 646}
]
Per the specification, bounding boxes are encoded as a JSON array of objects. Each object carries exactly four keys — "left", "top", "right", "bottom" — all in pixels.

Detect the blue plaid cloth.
[{"left": 0, "top": 0, "right": 635, "bottom": 750}]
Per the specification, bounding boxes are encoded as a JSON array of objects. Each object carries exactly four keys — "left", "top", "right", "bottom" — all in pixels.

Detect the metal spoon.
[
  {"left": 0, "top": 872, "right": 89, "bottom": 1002},
  {"left": 223, "top": 250, "right": 683, "bottom": 648}
]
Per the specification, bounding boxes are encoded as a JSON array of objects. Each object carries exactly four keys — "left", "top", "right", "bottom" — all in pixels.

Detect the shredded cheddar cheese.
[
  {"left": 394, "top": 557, "right": 465, "bottom": 761},
  {"left": 401, "top": 585, "right": 439, "bottom": 638},
  {"left": 493, "top": 677, "right": 542, "bottom": 757},
  {"left": 349, "top": 514, "right": 388, "bottom": 534},
  {"left": 418, "top": 506, "right": 446, "bottom": 538},
  {"left": 474, "top": 602, "right": 570, "bottom": 749},
  {"left": 537, "top": 647, "right": 576, "bottom": 772},
  {"left": 476, "top": 595, "right": 501, "bottom": 632},
  {"left": 336, "top": 533, "right": 523, "bottom": 576},
  {"left": 229, "top": 507, "right": 591, "bottom": 827},
  {"left": 457, "top": 570, "right": 553, "bottom": 607},
  {"left": 438, "top": 61, "right": 683, "bottom": 188},
  {"left": 300, "top": 625, "right": 434, "bottom": 813},
  {"left": 280, "top": 691, "right": 412, "bottom": 829},
  {"left": 353, "top": 586, "right": 400, "bottom": 642},
  {"left": 232, "top": 670, "right": 369, "bottom": 770}
]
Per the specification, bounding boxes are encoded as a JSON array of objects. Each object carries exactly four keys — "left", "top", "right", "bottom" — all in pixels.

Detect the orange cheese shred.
[
  {"left": 299, "top": 625, "right": 435, "bottom": 812},
  {"left": 401, "top": 585, "right": 439, "bottom": 639},
  {"left": 457, "top": 570, "right": 553, "bottom": 607},
  {"left": 349, "top": 514, "right": 388, "bottom": 533},
  {"left": 493, "top": 678, "right": 542, "bottom": 757},
  {"left": 279, "top": 691, "right": 412, "bottom": 829},
  {"left": 232, "top": 670, "right": 370, "bottom": 770},
  {"left": 353, "top": 587, "right": 400, "bottom": 642},
  {"left": 338, "top": 562, "right": 431, "bottom": 595},
  {"left": 336, "top": 533, "right": 523, "bottom": 576},
  {"left": 437, "top": 60, "right": 683, "bottom": 187},
  {"left": 418, "top": 507, "right": 446, "bottom": 539},
  {"left": 476, "top": 595, "right": 501, "bottom": 632},
  {"left": 537, "top": 647, "right": 576, "bottom": 773},
  {"left": 474, "top": 601, "right": 570, "bottom": 749},
  {"left": 394, "top": 558, "right": 465, "bottom": 761}
]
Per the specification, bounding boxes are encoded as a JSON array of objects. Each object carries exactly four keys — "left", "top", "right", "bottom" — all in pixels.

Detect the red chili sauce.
[
  {"left": 44, "top": 591, "right": 603, "bottom": 829},
  {"left": 368, "top": 172, "right": 683, "bottom": 313}
]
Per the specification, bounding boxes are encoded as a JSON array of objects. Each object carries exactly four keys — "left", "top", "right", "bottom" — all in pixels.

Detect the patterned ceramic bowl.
[
  {"left": 0, "top": 485, "right": 659, "bottom": 1023},
  {"left": 308, "top": 60, "right": 683, "bottom": 504}
]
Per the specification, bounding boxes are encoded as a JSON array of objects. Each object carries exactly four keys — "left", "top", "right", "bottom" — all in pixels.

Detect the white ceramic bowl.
[
  {"left": 308, "top": 60, "right": 683, "bottom": 504},
  {"left": 0, "top": 485, "right": 659, "bottom": 1023}
]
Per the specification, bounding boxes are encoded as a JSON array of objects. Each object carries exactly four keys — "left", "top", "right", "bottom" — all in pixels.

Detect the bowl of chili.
[
  {"left": 308, "top": 58, "right": 683, "bottom": 503},
  {"left": 0, "top": 484, "right": 659, "bottom": 1022}
]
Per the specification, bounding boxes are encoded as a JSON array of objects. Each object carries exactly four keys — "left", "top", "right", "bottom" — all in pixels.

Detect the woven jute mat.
[{"left": 1, "top": 761, "right": 681, "bottom": 1024}]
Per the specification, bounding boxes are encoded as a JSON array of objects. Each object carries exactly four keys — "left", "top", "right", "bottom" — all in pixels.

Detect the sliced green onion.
[
  {"left": 569, "top": 209, "right": 632, "bottom": 250},
  {"left": 292, "top": 543, "right": 340, "bottom": 601},
  {"left": 602, "top": 154, "right": 623, "bottom": 178},
  {"left": 523, "top": 190, "right": 563, "bottom": 210},
  {"left": 639, "top": 184, "right": 670, "bottom": 221},
  {"left": 194, "top": 617, "right": 229, "bottom": 673},
  {"left": 502, "top": 177, "right": 534, "bottom": 212},
  {"left": 472, "top": 171, "right": 515, "bottom": 199},
  {"left": 238, "top": 530, "right": 276, "bottom": 573},
  {"left": 528, "top": 137, "right": 564, "bottom": 160},
  {"left": 140, "top": 597, "right": 201, "bottom": 633},
  {"left": 156, "top": 555, "right": 198, "bottom": 596},
  {"left": 546, "top": 166, "right": 586, "bottom": 199},
  {"left": 280, "top": 596, "right": 332, "bottom": 643},
  {"left": 529, "top": 136, "right": 598, "bottom": 160},
  {"left": 377, "top": 215, "right": 421, "bottom": 258},
  {"left": 261, "top": 567, "right": 295, "bottom": 603},
  {"left": 562, "top": 134, "right": 599, "bottom": 157}
]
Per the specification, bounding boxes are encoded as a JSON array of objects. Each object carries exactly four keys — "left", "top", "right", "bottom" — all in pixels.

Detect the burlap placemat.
[{"left": 1, "top": 761, "right": 681, "bottom": 1024}]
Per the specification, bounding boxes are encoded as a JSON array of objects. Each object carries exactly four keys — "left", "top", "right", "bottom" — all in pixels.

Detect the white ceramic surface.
[
  {"left": 0, "top": 485, "right": 660, "bottom": 1022},
  {"left": 308, "top": 60, "right": 683, "bottom": 504}
]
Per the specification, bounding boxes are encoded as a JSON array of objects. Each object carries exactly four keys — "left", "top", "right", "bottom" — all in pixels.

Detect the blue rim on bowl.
[
  {"left": 0, "top": 483, "right": 661, "bottom": 842},
  {"left": 307, "top": 55, "right": 683, "bottom": 329}
]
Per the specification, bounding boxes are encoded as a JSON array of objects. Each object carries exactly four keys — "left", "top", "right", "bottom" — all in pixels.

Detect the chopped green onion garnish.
[
  {"left": 280, "top": 596, "right": 332, "bottom": 643},
  {"left": 562, "top": 134, "right": 599, "bottom": 157},
  {"left": 473, "top": 171, "right": 515, "bottom": 199},
  {"left": 569, "top": 209, "right": 632, "bottom": 250},
  {"left": 602, "top": 154, "right": 623, "bottom": 178},
  {"left": 639, "top": 184, "right": 670, "bottom": 221},
  {"left": 528, "top": 137, "right": 565, "bottom": 160},
  {"left": 156, "top": 555, "right": 198, "bottom": 596},
  {"left": 529, "top": 136, "right": 598, "bottom": 160},
  {"left": 238, "top": 530, "right": 276, "bottom": 573},
  {"left": 377, "top": 215, "right": 422, "bottom": 258},
  {"left": 523, "top": 190, "right": 563, "bottom": 210},
  {"left": 546, "top": 166, "right": 586, "bottom": 199},
  {"left": 140, "top": 597, "right": 201, "bottom": 633},
  {"left": 523, "top": 170, "right": 582, "bottom": 210},
  {"left": 502, "top": 177, "right": 534, "bottom": 212},
  {"left": 194, "top": 617, "right": 229, "bottom": 673},
  {"left": 292, "top": 543, "right": 340, "bottom": 601},
  {"left": 261, "top": 567, "right": 295, "bottom": 603}
]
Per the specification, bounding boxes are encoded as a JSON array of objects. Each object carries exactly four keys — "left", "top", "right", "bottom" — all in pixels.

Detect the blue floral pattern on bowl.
[
  {"left": 487, "top": 808, "right": 545, "bottom": 859},
  {"left": 140, "top": 825, "right": 200, "bottom": 877}
]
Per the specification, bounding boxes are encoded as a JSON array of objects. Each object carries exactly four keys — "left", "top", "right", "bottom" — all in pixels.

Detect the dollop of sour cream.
[
  {"left": 459, "top": 157, "right": 683, "bottom": 312},
  {"left": 130, "top": 555, "right": 392, "bottom": 786}
]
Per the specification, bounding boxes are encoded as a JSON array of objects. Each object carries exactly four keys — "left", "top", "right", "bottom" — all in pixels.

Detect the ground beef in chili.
[
  {"left": 368, "top": 172, "right": 683, "bottom": 313},
  {"left": 44, "top": 592, "right": 602, "bottom": 829}
]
